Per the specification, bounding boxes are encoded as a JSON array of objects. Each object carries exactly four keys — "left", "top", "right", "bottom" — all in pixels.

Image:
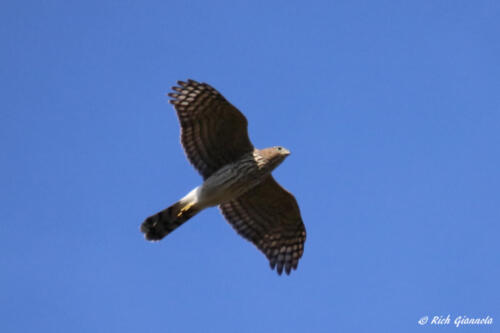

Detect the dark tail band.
[{"left": 141, "top": 201, "right": 199, "bottom": 241}]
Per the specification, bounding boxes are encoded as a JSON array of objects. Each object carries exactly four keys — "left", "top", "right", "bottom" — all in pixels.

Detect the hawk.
[{"left": 141, "top": 79, "right": 306, "bottom": 275}]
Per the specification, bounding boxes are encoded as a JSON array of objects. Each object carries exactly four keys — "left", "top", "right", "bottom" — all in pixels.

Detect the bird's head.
[
  {"left": 258, "top": 146, "right": 291, "bottom": 171},
  {"left": 274, "top": 146, "right": 291, "bottom": 157}
]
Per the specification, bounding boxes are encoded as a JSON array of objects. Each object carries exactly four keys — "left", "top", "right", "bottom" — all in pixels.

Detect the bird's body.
[
  {"left": 141, "top": 80, "right": 306, "bottom": 275},
  {"left": 195, "top": 148, "right": 289, "bottom": 207}
]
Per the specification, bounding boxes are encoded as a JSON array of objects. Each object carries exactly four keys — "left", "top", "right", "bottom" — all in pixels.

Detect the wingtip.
[
  {"left": 276, "top": 263, "right": 284, "bottom": 275},
  {"left": 177, "top": 79, "right": 199, "bottom": 87},
  {"left": 269, "top": 258, "right": 298, "bottom": 276}
]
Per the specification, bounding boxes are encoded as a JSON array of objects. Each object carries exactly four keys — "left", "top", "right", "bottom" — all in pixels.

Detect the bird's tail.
[{"left": 141, "top": 200, "right": 200, "bottom": 241}]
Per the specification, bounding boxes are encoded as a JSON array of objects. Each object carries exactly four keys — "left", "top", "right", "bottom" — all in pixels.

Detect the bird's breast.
[{"left": 197, "top": 156, "right": 268, "bottom": 207}]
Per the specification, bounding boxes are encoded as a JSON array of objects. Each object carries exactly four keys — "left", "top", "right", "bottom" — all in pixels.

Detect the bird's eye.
[{"left": 278, "top": 147, "right": 282, "bottom": 150}]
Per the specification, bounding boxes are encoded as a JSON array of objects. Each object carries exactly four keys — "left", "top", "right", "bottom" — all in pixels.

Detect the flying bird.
[{"left": 141, "top": 79, "right": 306, "bottom": 275}]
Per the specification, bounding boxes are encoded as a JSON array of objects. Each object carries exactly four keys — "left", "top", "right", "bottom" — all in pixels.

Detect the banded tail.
[{"left": 141, "top": 201, "right": 200, "bottom": 241}]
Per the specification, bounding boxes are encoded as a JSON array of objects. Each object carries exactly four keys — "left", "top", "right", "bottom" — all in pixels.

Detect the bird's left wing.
[
  {"left": 169, "top": 79, "right": 254, "bottom": 179},
  {"left": 219, "top": 176, "right": 306, "bottom": 275}
]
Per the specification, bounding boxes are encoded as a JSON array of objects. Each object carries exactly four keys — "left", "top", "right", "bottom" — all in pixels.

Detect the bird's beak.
[{"left": 283, "top": 148, "right": 291, "bottom": 156}]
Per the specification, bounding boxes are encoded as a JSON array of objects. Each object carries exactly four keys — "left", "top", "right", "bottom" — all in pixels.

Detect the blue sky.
[{"left": 1, "top": 1, "right": 499, "bottom": 332}]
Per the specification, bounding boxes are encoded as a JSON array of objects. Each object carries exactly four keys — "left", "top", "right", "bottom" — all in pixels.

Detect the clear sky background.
[{"left": 1, "top": 1, "right": 499, "bottom": 332}]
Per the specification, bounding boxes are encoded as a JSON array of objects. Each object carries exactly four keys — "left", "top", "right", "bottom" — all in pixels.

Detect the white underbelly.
[{"left": 197, "top": 165, "right": 265, "bottom": 208}]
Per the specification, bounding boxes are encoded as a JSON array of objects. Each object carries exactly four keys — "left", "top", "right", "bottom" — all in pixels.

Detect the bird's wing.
[
  {"left": 219, "top": 176, "right": 306, "bottom": 275},
  {"left": 169, "top": 79, "right": 254, "bottom": 179}
]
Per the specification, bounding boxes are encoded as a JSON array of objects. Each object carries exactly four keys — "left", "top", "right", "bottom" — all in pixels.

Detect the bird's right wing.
[
  {"left": 219, "top": 176, "right": 306, "bottom": 275},
  {"left": 169, "top": 79, "right": 254, "bottom": 179}
]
